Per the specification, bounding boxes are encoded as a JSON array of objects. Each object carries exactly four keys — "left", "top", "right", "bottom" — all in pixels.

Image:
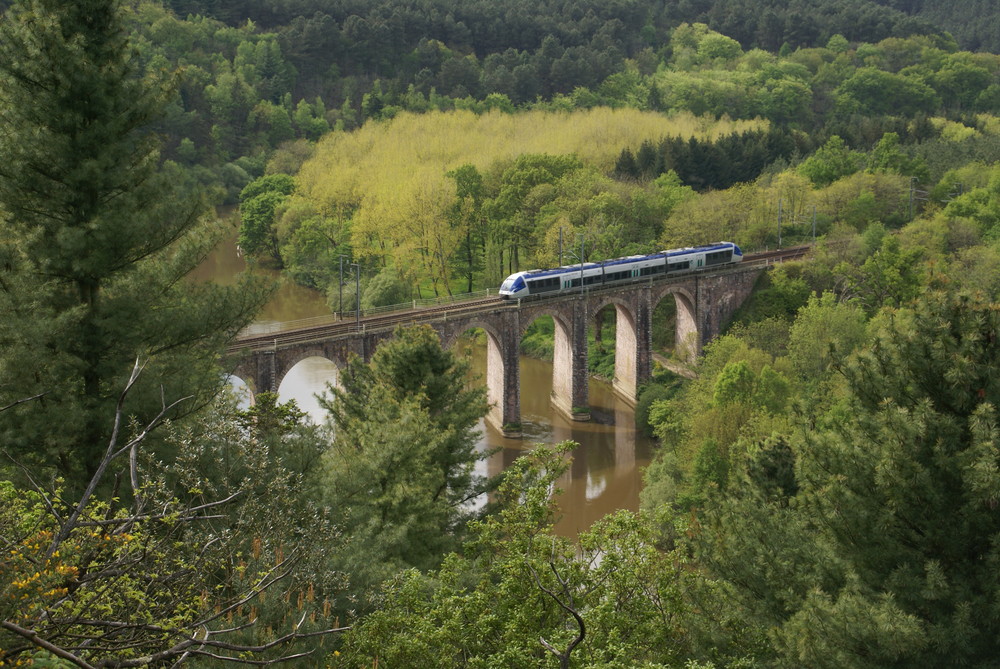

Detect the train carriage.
[{"left": 499, "top": 242, "right": 742, "bottom": 299}]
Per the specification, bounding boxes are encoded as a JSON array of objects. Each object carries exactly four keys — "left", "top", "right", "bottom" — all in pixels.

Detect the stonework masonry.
[{"left": 231, "top": 264, "right": 763, "bottom": 437}]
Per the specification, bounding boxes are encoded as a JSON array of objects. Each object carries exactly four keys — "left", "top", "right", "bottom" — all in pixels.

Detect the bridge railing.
[
  {"left": 238, "top": 288, "right": 495, "bottom": 337},
  {"left": 361, "top": 288, "right": 494, "bottom": 316}
]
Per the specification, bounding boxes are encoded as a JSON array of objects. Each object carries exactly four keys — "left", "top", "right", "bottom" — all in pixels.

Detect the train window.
[
  {"left": 705, "top": 250, "right": 732, "bottom": 265},
  {"left": 667, "top": 261, "right": 690, "bottom": 272},
  {"left": 528, "top": 277, "right": 559, "bottom": 293}
]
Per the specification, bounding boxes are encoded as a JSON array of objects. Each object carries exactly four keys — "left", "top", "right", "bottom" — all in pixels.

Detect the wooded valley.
[{"left": 4, "top": 0, "right": 1000, "bottom": 666}]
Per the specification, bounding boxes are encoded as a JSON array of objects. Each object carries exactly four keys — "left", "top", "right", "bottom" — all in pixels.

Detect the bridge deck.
[{"left": 229, "top": 246, "right": 808, "bottom": 353}]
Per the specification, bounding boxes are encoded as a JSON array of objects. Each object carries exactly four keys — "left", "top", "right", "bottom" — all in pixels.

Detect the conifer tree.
[
  {"left": 318, "top": 325, "right": 493, "bottom": 604},
  {"left": 0, "top": 0, "right": 269, "bottom": 483}
]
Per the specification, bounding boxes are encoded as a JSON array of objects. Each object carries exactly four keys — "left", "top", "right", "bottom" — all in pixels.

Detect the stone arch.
[
  {"left": 273, "top": 348, "right": 342, "bottom": 391},
  {"left": 517, "top": 306, "right": 585, "bottom": 421},
  {"left": 274, "top": 353, "right": 343, "bottom": 424},
  {"left": 587, "top": 294, "right": 645, "bottom": 403},
  {"left": 588, "top": 293, "right": 635, "bottom": 322},
  {"left": 436, "top": 317, "right": 504, "bottom": 353},
  {"left": 227, "top": 369, "right": 257, "bottom": 396},
  {"left": 224, "top": 372, "right": 256, "bottom": 407},
  {"left": 516, "top": 306, "right": 572, "bottom": 342},
  {"left": 436, "top": 317, "right": 519, "bottom": 435},
  {"left": 651, "top": 285, "right": 699, "bottom": 362}
]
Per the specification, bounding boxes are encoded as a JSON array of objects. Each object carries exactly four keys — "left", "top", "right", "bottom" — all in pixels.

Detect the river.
[{"left": 192, "top": 222, "right": 652, "bottom": 536}]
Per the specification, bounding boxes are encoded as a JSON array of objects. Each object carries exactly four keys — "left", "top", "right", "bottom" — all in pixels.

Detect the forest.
[{"left": 4, "top": 0, "right": 1000, "bottom": 666}]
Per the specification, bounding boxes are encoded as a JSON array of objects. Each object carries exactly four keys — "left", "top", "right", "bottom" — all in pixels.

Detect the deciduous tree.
[{"left": 702, "top": 290, "right": 1000, "bottom": 667}]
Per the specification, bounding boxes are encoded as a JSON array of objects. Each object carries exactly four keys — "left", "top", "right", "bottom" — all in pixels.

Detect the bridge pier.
[
  {"left": 550, "top": 298, "right": 590, "bottom": 422},
  {"left": 228, "top": 262, "right": 769, "bottom": 437},
  {"left": 484, "top": 313, "right": 522, "bottom": 438}
]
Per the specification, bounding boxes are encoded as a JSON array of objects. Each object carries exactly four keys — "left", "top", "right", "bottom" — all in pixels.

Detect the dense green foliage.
[
  {"left": 8, "top": 0, "right": 1000, "bottom": 665},
  {"left": 338, "top": 444, "right": 753, "bottom": 669},
  {"left": 317, "top": 326, "right": 494, "bottom": 608},
  {"left": 701, "top": 291, "right": 1000, "bottom": 666},
  {"left": 64, "top": 0, "right": 997, "bottom": 303},
  {"left": 92, "top": 0, "right": 995, "bottom": 220},
  {"left": 0, "top": 1, "right": 327, "bottom": 663},
  {"left": 633, "top": 158, "right": 1000, "bottom": 664},
  {"left": 0, "top": 0, "right": 269, "bottom": 483}
]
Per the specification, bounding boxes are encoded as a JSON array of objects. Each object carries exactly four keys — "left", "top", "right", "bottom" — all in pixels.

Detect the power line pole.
[
  {"left": 350, "top": 262, "right": 360, "bottom": 330},
  {"left": 777, "top": 198, "right": 783, "bottom": 248},
  {"left": 559, "top": 226, "right": 563, "bottom": 266},
  {"left": 338, "top": 255, "right": 346, "bottom": 318}
]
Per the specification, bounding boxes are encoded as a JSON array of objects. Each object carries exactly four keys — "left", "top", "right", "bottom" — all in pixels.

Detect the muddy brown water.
[{"left": 194, "top": 225, "right": 652, "bottom": 536}]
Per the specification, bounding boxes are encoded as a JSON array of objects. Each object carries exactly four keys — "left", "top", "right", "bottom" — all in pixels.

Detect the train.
[{"left": 498, "top": 241, "right": 743, "bottom": 299}]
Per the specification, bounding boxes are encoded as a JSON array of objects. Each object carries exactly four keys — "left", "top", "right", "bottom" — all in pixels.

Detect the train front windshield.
[{"left": 500, "top": 278, "right": 515, "bottom": 293}]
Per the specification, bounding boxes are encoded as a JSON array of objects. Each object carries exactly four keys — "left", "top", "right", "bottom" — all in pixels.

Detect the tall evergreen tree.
[
  {"left": 0, "top": 0, "right": 269, "bottom": 483},
  {"left": 318, "top": 325, "right": 493, "bottom": 605}
]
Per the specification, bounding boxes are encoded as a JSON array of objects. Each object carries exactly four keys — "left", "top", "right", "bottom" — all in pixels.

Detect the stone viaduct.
[{"left": 230, "top": 263, "right": 763, "bottom": 437}]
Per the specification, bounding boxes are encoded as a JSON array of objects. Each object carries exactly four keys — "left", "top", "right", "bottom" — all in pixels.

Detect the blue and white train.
[{"left": 498, "top": 241, "right": 742, "bottom": 299}]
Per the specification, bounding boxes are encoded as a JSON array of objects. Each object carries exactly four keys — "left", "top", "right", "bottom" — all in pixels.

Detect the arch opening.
[
  {"left": 276, "top": 356, "right": 340, "bottom": 424},
  {"left": 452, "top": 326, "right": 505, "bottom": 431},
  {"left": 589, "top": 304, "right": 618, "bottom": 381},
  {"left": 520, "top": 312, "right": 581, "bottom": 424},
  {"left": 446, "top": 322, "right": 515, "bottom": 435},
  {"left": 653, "top": 289, "right": 699, "bottom": 363},
  {"left": 224, "top": 374, "right": 254, "bottom": 409}
]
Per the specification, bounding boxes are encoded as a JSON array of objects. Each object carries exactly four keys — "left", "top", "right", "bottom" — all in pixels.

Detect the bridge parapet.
[{"left": 228, "top": 259, "right": 770, "bottom": 434}]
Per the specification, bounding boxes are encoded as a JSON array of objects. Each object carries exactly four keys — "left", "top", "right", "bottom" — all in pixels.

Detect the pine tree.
[
  {"left": 635, "top": 139, "right": 661, "bottom": 180},
  {"left": 613, "top": 147, "right": 639, "bottom": 180},
  {"left": 318, "top": 325, "right": 493, "bottom": 604},
  {"left": 0, "top": 0, "right": 269, "bottom": 483}
]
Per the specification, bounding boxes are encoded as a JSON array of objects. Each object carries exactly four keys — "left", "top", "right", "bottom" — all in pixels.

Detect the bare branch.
[
  {"left": 47, "top": 359, "right": 191, "bottom": 560},
  {"left": 1, "top": 621, "right": 97, "bottom": 669},
  {"left": 0, "top": 391, "right": 48, "bottom": 413},
  {"left": 92, "top": 620, "right": 350, "bottom": 668},
  {"left": 526, "top": 560, "right": 586, "bottom": 669},
  {"left": 129, "top": 439, "right": 141, "bottom": 510}
]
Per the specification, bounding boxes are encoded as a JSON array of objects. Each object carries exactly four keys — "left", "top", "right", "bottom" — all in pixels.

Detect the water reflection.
[
  {"left": 476, "top": 349, "right": 652, "bottom": 537},
  {"left": 195, "top": 223, "right": 651, "bottom": 536},
  {"left": 277, "top": 357, "right": 340, "bottom": 420},
  {"left": 279, "top": 345, "right": 652, "bottom": 537}
]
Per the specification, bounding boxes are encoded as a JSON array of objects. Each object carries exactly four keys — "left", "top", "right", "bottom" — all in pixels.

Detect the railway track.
[
  {"left": 747, "top": 245, "right": 810, "bottom": 263},
  {"left": 229, "top": 245, "right": 811, "bottom": 353},
  {"left": 230, "top": 295, "right": 505, "bottom": 351}
]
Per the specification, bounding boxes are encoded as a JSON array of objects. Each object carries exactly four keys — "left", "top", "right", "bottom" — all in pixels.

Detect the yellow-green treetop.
[{"left": 293, "top": 107, "right": 765, "bottom": 272}]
